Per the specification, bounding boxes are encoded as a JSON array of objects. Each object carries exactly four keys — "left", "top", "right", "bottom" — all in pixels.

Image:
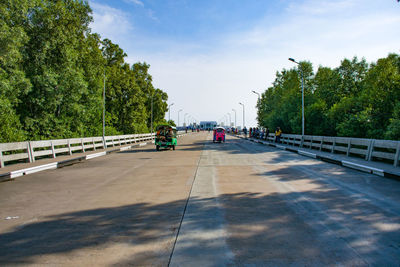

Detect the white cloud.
[
  {"left": 96, "top": 0, "right": 400, "bottom": 127},
  {"left": 89, "top": 2, "right": 133, "bottom": 40},
  {"left": 125, "top": 0, "right": 144, "bottom": 7}
]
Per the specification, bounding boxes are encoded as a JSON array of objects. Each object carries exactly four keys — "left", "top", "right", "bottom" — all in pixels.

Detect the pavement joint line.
[{"left": 167, "top": 140, "right": 205, "bottom": 267}]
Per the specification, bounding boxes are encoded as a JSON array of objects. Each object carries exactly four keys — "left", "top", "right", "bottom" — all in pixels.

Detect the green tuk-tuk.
[{"left": 155, "top": 125, "right": 177, "bottom": 151}]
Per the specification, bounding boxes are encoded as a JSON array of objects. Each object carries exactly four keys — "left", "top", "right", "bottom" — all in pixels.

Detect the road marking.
[{"left": 169, "top": 138, "right": 233, "bottom": 267}]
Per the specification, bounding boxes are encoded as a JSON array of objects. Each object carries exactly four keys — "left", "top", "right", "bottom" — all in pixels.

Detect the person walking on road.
[{"left": 275, "top": 127, "right": 282, "bottom": 143}]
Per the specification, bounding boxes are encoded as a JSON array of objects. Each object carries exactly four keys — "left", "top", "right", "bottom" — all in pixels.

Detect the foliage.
[
  {"left": 0, "top": 0, "right": 168, "bottom": 142},
  {"left": 257, "top": 55, "right": 400, "bottom": 140}
]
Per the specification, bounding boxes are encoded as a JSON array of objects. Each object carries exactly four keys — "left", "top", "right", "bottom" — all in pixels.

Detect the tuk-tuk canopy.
[
  {"left": 156, "top": 125, "right": 177, "bottom": 131},
  {"left": 214, "top": 127, "right": 225, "bottom": 132}
]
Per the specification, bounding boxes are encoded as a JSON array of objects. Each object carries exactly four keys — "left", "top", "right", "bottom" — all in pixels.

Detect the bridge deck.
[{"left": 0, "top": 133, "right": 399, "bottom": 266}]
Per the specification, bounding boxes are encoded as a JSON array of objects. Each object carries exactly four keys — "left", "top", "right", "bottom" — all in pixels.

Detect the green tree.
[
  {"left": 0, "top": 0, "right": 35, "bottom": 141},
  {"left": 20, "top": 0, "right": 94, "bottom": 139}
]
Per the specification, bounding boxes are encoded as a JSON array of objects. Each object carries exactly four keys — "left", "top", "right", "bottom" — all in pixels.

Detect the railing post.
[
  {"left": 394, "top": 142, "right": 400, "bottom": 167},
  {"left": 331, "top": 138, "right": 336, "bottom": 153},
  {"left": 68, "top": 140, "right": 72, "bottom": 155},
  {"left": 81, "top": 139, "right": 85, "bottom": 153},
  {"left": 103, "top": 136, "right": 107, "bottom": 149},
  {"left": 51, "top": 141, "right": 56, "bottom": 158},
  {"left": 92, "top": 138, "right": 96, "bottom": 151},
  {"left": 0, "top": 147, "right": 4, "bottom": 168},
  {"left": 300, "top": 135, "right": 304, "bottom": 148},
  {"left": 366, "top": 139, "right": 374, "bottom": 161},
  {"left": 346, "top": 138, "right": 351, "bottom": 157},
  {"left": 28, "top": 141, "right": 35, "bottom": 163},
  {"left": 320, "top": 137, "right": 324, "bottom": 151}
]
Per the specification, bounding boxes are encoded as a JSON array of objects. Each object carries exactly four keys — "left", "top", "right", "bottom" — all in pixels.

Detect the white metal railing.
[
  {"left": 0, "top": 131, "right": 189, "bottom": 168},
  {"left": 0, "top": 133, "right": 161, "bottom": 168},
  {"left": 244, "top": 133, "right": 400, "bottom": 167}
]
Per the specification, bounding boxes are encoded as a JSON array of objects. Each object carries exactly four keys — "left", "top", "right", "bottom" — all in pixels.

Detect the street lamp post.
[
  {"left": 103, "top": 70, "right": 106, "bottom": 146},
  {"left": 252, "top": 90, "right": 261, "bottom": 127},
  {"left": 239, "top": 102, "right": 245, "bottom": 129},
  {"left": 149, "top": 91, "right": 158, "bottom": 136},
  {"left": 168, "top": 103, "right": 174, "bottom": 121},
  {"left": 184, "top": 113, "right": 188, "bottom": 127},
  {"left": 178, "top": 109, "right": 183, "bottom": 127},
  {"left": 289, "top": 58, "right": 305, "bottom": 136},
  {"left": 252, "top": 90, "right": 260, "bottom": 100},
  {"left": 232, "top": 109, "right": 237, "bottom": 128}
]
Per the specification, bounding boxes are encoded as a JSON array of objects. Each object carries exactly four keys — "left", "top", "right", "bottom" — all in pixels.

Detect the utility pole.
[
  {"left": 289, "top": 58, "right": 305, "bottom": 136},
  {"left": 232, "top": 109, "right": 237, "bottom": 128},
  {"left": 168, "top": 103, "right": 174, "bottom": 121},
  {"left": 239, "top": 102, "right": 245, "bottom": 129},
  {"left": 103, "top": 69, "right": 106, "bottom": 147}
]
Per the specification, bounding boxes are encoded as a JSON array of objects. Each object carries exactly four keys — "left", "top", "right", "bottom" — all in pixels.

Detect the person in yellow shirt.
[{"left": 275, "top": 127, "right": 282, "bottom": 143}]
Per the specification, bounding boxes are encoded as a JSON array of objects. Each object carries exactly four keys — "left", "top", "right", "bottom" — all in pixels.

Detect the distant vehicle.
[
  {"left": 213, "top": 127, "right": 226, "bottom": 143},
  {"left": 155, "top": 125, "right": 177, "bottom": 151}
]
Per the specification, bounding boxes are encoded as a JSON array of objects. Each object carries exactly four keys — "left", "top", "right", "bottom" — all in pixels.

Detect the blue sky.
[{"left": 89, "top": 0, "right": 400, "bottom": 127}]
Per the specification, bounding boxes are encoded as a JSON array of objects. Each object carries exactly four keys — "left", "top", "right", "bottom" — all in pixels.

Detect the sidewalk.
[{"left": 235, "top": 135, "right": 400, "bottom": 180}]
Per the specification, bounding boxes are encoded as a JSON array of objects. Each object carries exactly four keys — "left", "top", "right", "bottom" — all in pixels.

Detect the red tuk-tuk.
[{"left": 213, "top": 127, "right": 226, "bottom": 143}]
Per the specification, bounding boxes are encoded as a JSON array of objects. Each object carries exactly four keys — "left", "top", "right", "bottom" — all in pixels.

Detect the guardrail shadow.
[{"left": 1, "top": 188, "right": 398, "bottom": 265}]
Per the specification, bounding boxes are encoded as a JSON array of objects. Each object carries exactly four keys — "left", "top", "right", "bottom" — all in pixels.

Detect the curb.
[
  {"left": 0, "top": 172, "right": 11, "bottom": 182},
  {"left": 240, "top": 136, "right": 400, "bottom": 181}
]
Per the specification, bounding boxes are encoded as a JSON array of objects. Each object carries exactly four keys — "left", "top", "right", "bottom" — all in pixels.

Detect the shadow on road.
[{"left": 1, "top": 188, "right": 399, "bottom": 265}]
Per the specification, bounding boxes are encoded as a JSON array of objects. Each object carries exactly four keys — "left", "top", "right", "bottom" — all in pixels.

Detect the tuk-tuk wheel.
[
  {"left": 172, "top": 145, "right": 175, "bottom": 150},
  {"left": 156, "top": 145, "right": 160, "bottom": 151}
]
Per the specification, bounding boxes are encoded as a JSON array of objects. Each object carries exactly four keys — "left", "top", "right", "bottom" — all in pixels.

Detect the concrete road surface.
[{"left": 1, "top": 133, "right": 399, "bottom": 266}]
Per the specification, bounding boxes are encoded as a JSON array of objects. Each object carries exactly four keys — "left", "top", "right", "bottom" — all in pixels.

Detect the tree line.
[
  {"left": 257, "top": 54, "right": 400, "bottom": 140},
  {"left": 0, "top": 0, "right": 171, "bottom": 143}
]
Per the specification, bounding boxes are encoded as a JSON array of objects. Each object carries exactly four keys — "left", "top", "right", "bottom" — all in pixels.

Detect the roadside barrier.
[
  {"left": 241, "top": 133, "right": 400, "bottom": 167},
  {"left": 0, "top": 131, "right": 188, "bottom": 168}
]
